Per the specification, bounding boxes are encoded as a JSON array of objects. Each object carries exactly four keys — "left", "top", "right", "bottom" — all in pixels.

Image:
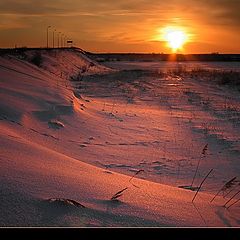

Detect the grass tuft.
[{"left": 111, "top": 187, "right": 128, "bottom": 201}]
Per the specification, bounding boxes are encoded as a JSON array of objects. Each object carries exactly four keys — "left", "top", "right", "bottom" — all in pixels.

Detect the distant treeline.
[
  {"left": 1, "top": 47, "right": 239, "bottom": 62},
  {"left": 86, "top": 53, "right": 240, "bottom": 62}
]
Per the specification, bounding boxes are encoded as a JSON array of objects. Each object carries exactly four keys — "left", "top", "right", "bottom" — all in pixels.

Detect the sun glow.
[{"left": 162, "top": 27, "right": 188, "bottom": 52}]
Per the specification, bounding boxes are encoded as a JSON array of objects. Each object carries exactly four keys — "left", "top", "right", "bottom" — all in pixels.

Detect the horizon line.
[{"left": 0, "top": 47, "right": 240, "bottom": 55}]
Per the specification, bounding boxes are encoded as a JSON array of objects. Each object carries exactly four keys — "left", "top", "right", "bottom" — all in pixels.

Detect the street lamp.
[
  {"left": 58, "top": 32, "right": 61, "bottom": 48},
  {"left": 61, "top": 33, "right": 64, "bottom": 48},
  {"left": 64, "top": 36, "right": 67, "bottom": 48},
  {"left": 53, "top": 29, "right": 56, "bottom": 48},
  {"left": 46, "top": 25, "right": 51, "bottom": 48}
]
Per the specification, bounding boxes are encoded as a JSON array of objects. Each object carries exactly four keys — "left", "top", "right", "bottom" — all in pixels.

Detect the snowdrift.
[{"left": 0, "top": 49, "right": 239, "bottom": 227}]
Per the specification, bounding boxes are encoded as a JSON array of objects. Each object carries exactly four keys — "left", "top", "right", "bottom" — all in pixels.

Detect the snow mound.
[{"left": 0, "top": 49, "right": 240, "bottom": 227}]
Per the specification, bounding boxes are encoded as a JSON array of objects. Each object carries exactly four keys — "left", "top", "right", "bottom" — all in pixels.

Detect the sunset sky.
[{"left": 0, "top": 0, "right": 240, "bottom": 53}]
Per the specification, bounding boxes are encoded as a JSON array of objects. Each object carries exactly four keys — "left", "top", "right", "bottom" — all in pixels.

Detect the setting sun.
[
  {"left": 165, "top": 30, "right": 187, "bottom": 51},
  {"left": 161, "top": 27, "right": 188, "bottom": 52}
]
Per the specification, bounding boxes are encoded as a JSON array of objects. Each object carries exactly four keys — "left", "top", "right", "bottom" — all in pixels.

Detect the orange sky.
[{"left": 0, "top": 0, "right": 240, "bottom": 53}]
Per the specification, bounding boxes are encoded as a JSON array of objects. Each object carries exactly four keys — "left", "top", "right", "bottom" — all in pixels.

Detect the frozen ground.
[
  {"left": 0, "top": 49, "right": 239, "bottom": 227},
  {"left": 79, "top": 61, "right": 240, "bottom": 192},
  {"left": 106, "top": 60, "right": 240, "bottom": 71}
]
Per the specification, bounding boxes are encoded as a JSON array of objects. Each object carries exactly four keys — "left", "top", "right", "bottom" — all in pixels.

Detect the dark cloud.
[
  {"left": 0, "top": 0, "right": 56, "bottom": 15},
  {"left": 0, "top": 0, "right": 239, "bottom": 27},
  {"left": 194, "top": 0, "right": 240, "bottom": 26}
]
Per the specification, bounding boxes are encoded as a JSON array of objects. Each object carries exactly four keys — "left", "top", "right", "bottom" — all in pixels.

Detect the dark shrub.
[{"left": 31, "top": 52, "right": 43, "bottom": 67}]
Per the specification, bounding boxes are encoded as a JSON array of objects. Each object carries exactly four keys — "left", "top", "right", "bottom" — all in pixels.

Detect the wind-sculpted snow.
[{"left": 0, "top": 50, "right": 240, "bottom": 226}]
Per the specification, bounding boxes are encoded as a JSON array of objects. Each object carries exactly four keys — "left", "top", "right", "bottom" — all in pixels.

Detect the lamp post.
[
  {"left": 46, "top": 26, "right": 51, "bottom": 48},
  {"left": 64, "top": 36, "right": 67, "bottom": 48},
  {"left": 53, "top": 29, "right": 56, "bottom": 48},
  {"left": 61, "top": 33, "right": 64, "bottom": 48},
  {"left": 58, "top": 32, "right": 61, "bottom": 48},
  {"left": 64, "top": 35, "right": 67, "bottom": 47}
]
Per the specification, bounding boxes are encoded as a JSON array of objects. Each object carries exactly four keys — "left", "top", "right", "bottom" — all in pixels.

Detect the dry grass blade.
[
  {"left": 223, "top": 177, "right": 238, "bottom": 191},
  {"left": 227, "top": 196, "right": 240, "bottom": 209},
  {"left": 47, "top": 198, "right": 86, "bottom": 208},
  {"left": 129, "top": 169, "right": 144, "bottom": 188},
  {"left": 191, "top": 143, "right": 208, "bottom": 187},
  {"left": 192, "top": 169, "right": 213, "bottom": 203},
  {"left": 129, "top": 169, "right": 144, "bottom": 183},
  {"left": 65, "top": 199, "right": 86, "bottom": 208},
  {"left": 223, "top": 179, "right": 239, "bottom": 198},
  {"left": 202, "top": 144, "right": 208, "bottom": 155},
  {"left": 111, "top": 187, "right": 128, "bottom": 201},
  {"left": 223, "top": 189, "right": 240, "bottom": 208},
  {"left": 210, "top": 176, "right": 237, "bottom": 203}
]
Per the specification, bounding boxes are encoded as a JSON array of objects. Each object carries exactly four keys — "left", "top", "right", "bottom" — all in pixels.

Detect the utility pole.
[
  {"left": 53, "top": 29, "right": 56, "bottom": 48},
  {"left": 58, "top": 32, "right": 61, "bottom": 48},
  {"left": 47, "top": 26, "right": 51, "bottom": 48},
  {"left": 65, "top": 36, "right": 68, "bottom": 48},
  {"left": 61, "top": 33, "right": 64, "bottom": 48},
  {"left": 63, "top": 36, "right": 65, "bottom": 48}
]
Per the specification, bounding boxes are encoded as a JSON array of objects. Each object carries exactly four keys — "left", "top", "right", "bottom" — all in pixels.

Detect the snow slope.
[{"left": 0, "top": 49, "right": 239, "bottom": 227}]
